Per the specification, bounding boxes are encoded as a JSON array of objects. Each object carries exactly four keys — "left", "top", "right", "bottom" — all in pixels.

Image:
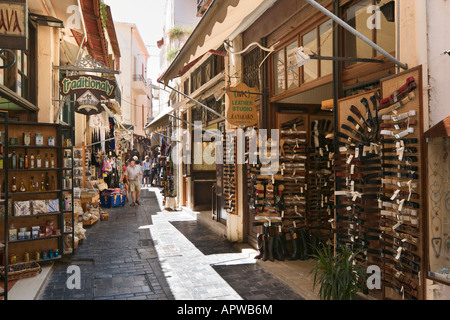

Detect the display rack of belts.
[
  {"left": 223, "top": 131, "right": 237, "bottom": 214},
  {"left": 334, "top": 66, "right": 425, "bottom": 300},
  {"left": 249, "top": 113, "right": 334, "bottom": 262}
]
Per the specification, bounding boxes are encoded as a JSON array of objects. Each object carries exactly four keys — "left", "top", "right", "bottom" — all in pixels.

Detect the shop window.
[
  {"left": 183, "top": 78, "right": 189, "bottom": 95},
  {"left": 273, "top": 48, "right": 286, "bottom": 95},
  {"left": 273, "top": 19, "right": 334, "bottom": 94},
  {"left": 0, "top": 18, "right": 36, "bottom": 104},
  {"left": 319, "top": 20, "right": 333, "bottom": 77},
  {"left": 190, "top": 52, "right": 224, "bottom": 93},
  {"left": 191, "top": 69, "right": 202, "bottom": 92},
  {"left": 344, "top": 0, "right": 395, "bottom": 67},
  {"left": 302, "top": 30, "right": 318, "bottom": 83},
  {"left": 17, "top": 51, "right": 29, "bottom": 100},
  {"left": 286, "top": 40, "right": 299, "bottom": 89},
  {"left": 59, "top": 71, "right": 75, "bottom": 127},
  {"left": 243, "top": 47, "right": 263, "bottom": 90},
  {"left": 301, "top": 20, "right": 333, "bottom": 84}
]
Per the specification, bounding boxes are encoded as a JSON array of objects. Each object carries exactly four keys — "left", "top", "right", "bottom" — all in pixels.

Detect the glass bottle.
[
  {"left": 30, "top": 153, "right": 35, "bottom": 169},
  {"left": 45, "top": 153, "right": 49, "bottom": 168},
  {"left": 44, "top": 172, "right": 50, "bottom": 191},
  {"left": 40, "top": 174, "right": 45, "bottom": 191},
  {"left": 11, "top": 176, "right": 17, "bottom": 193},
  {"left": 50, "top": 153, "right": 55, "bottom": 168},
  {"left": 51, "top": 175, "right": 56, "bottom": 190},
  {"left": 24, "top": 153, "right": 28, "bottom": 169},
  {"left": 18, "top": 153, "right": 24, "bottom": 169},
  {"left": 19, "top": 181, "right": 26, "bottom": 192},
  {"left": 11, "top": 151, "right": 17, "bottom": 169},
  {"left": 36, "top": 151, "right": 41, "bottom": 168},
  {"left": 30, "top": 176, "right": 35, "bottom": 192}
]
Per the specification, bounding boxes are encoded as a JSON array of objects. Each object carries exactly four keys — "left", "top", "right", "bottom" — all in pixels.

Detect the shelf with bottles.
[
  {"left": 6, "top": 172, "right": 58, "bottom": 194},
  {"left": 0, "top": 149, "right": 57, "bottom": 172}
]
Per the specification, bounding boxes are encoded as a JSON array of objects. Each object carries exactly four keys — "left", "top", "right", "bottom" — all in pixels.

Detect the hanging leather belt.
[
  {"left": 378, "top": 76, "right": 417, "bottom": 110},
  {"left": 382, "top": 201, "right": 419, "bottom": 216},
  {"left": 382, "top": 179, "right": 418, "bottom": 190},
  {"left": 381, "top": 195, "right": 420, "bottom": 209},
  {"left": 379, "top": 119, "right": 418, "bottom": 129},
  {"left": 341, "top": 123, "right": 366, "bottom": 142},
  {"left": 383, "top": 147, "right": 418, "bottom": 154},
  {"left": 385, "top": 189, "right": 420, "bottom": 200},
  {"left": 382, "top": 155, "right": 418, "bottom": 163},
  {"left": 346, "top": 116, "right": 366, "bottom": 134},
  {"left": 382, "top": 138, "right": 419, "bottom": 145},
  {"left": 382, "top": 110, "right": 417, "bottom": 122},
  {"left": 379, "top": 92, "right": 416, "bottom": 116},
  {"left": 382, "top": 171, "right": 419, "bottom": 180},
  {"left": 380, "top": 127, "right": 415, "bottom": 140}
]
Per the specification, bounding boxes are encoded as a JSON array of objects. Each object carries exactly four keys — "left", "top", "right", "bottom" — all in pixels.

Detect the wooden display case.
[{"left": 0, "top": 119, "right": 74, "bottom": 270}]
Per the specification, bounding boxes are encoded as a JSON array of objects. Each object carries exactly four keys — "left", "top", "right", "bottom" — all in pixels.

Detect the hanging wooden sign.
[
  {"left": 226, "top": 82, "right": 259, "bottom": 127},
  {"left": 60, "top": 75, "right": 116, "bottom": 116},
  {"left": 0, "top": 0, "right": 28, "bottom": 51}
]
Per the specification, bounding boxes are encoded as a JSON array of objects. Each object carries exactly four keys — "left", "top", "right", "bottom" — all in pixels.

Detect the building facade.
[
  {"left": 159, "top": 0, "right": 450, "bottom": 300},
  {"left": 114, "top": 22, "right": 151, "bottom": 158}
]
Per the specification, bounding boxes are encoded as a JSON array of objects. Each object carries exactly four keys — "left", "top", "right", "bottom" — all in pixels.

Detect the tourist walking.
[
  {"left": 143, "top": 155, "right": 151, "bottom": 187},
  {"left": 126, "top": 158, "right": 143, "bottom": 206}
]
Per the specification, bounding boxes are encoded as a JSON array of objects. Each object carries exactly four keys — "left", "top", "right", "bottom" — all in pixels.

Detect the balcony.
[{"left": 132, "top": 74, "right": 148, "bottom": 95}]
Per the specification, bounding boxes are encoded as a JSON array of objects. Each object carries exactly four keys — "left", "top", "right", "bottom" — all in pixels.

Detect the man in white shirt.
[
  {"left": 126, "top": 159, "right": 143, "bottom": 206},
  {"left": 143, "top": 155, "right": 151, "bottom": 187}
]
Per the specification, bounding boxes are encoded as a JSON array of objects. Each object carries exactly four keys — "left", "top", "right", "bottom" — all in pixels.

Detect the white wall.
[
  {"left": 115, "top": 22, "right": 150, "bottom": 135},
  {"left": 426, "top": 0, "right": 450, "bottom": 127}
]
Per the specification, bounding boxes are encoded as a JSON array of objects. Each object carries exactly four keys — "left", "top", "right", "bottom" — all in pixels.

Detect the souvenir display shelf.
[
  {"left": 335, "top": 66, "right": 425, "bottom": 300},
  {"left": 248, "top": 112, "right": 336, "bottom": 263},
  {"left": 0, "top": 115, "right": 74, "bottom": 300}
]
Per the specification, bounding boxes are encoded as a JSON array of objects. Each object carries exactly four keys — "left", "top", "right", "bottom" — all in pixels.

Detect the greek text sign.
[
  {"left": 226, "top": 82, "right": 259, "bottom": 127},
  {"left": 0, "top": 0, "right": 27, "bottom": 50}
]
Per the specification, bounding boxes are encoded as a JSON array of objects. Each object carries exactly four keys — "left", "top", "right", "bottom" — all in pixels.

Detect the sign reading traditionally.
[
  {"left": 226, "top": 82, "right": 259, "bottom": 127},
  {"left": 0, "top": 0, "right": 28, "bottom": 51},
  {"left": 60, "top": 75, "right": 116, "bottom": 116}
]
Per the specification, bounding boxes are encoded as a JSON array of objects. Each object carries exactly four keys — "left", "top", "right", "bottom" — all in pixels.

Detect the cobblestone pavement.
[{"left": 37, "top": 189, "right": 304, "bottom": 300}]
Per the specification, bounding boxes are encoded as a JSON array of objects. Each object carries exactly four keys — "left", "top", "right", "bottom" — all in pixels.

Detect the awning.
[
  {"left": 74, "top": 0, "right": 111, "bottom": 68},
  {"left": 158, "top": 0, "right": 277, "bottom": 85},
  {"left": 104, "top": 5, "right": 121, "bottom": 70},
  {"left": 145, "top": 107, "right": 174, "bottom": 132}
]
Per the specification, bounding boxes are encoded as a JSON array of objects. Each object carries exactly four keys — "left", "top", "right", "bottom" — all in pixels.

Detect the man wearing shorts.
[{"left": 126, "top": 159, "right": 143, "bottom": 206}]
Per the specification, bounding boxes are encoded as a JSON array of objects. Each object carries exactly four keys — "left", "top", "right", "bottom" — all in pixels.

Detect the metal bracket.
[{"left": 0, "top": 49, "right": 16, "bottom": 69}]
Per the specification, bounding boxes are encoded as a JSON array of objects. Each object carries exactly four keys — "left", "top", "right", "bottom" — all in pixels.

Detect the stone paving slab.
[{"left": 36, "top": 189, "right": 304, "bottom": 300}]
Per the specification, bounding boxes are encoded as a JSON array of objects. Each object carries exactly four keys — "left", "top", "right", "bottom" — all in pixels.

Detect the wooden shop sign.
[
  {"left": 0, "top": 0, "right": 28, "bottom": 51},
  {"left": 226, "top": 82, "right": 258, "bottom": 127},
  {"left": 60, "top": 75, "right": 116, "bottom": 116}
]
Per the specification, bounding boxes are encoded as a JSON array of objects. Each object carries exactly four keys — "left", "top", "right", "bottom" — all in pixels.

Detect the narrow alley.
[{"left": 36, "top": 188, "right": 304, "bottom": 300}]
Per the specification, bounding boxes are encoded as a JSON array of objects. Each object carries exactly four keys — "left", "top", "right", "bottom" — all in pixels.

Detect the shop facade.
[
  {"left": 158, "top": 0, "right": 450, "bottom": 300},
  {"left": 0, "top": 0, "right": 126, "bottom": 299}
]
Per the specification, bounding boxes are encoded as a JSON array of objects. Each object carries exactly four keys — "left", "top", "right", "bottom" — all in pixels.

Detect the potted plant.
[{"left": 311, "top": 244, "right": 368, "bottom": 300}]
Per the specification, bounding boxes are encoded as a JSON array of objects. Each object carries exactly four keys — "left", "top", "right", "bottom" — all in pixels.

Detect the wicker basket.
[{"left": 0, "top": 262, "right": 41, "bottom": 281}]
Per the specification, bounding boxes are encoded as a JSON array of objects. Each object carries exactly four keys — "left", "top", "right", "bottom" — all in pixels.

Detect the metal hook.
[{"left": 0, "top": 49, "right": 16, "bottom": 69}]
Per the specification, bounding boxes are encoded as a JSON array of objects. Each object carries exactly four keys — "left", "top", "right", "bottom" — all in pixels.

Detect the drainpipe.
[
  {"left": 332, "top": 0, "right": 341, "bottom": 252},
  {"left": 306, "top": 0, "right": 408, "bottom": 70}
]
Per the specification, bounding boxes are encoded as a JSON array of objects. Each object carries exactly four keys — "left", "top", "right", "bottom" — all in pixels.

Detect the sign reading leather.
[
  {"left": 0, "top": 0, "right": 27, "bottom": 50},
  {"left": 60, "top": 75, "right": 116, "bottom": 116},
  {"left": 226, "top": 82, "right": 258, "bottom": 127}
]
